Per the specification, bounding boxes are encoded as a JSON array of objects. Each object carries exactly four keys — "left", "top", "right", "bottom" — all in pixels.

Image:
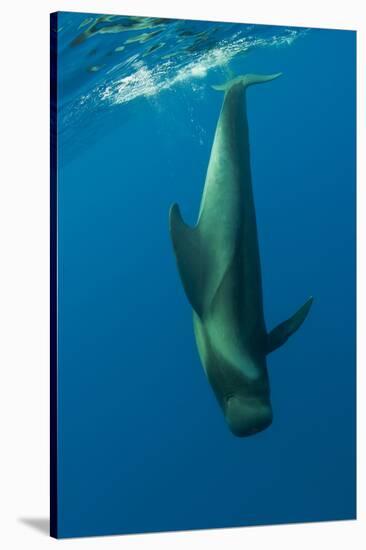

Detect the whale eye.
[{"left": 225, "top": 393, "right": 235, "bottom": 403}]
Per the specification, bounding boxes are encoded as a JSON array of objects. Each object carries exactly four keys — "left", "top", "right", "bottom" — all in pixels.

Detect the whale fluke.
[
  {"left": 212, "top": 72, "right": 282, "bottom": 92},
  {"left": 266, "top": 297, "right": 314, "bottom": 354}
]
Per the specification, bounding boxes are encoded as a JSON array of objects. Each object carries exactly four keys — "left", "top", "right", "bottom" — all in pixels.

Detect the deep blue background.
[{"left": 56, "top": 16, "right": 356, "bottom": 538}]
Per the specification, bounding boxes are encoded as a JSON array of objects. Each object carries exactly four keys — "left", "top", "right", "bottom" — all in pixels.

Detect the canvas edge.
[{"left": 50, "top": 10, "right": 59, "bottom": 540}]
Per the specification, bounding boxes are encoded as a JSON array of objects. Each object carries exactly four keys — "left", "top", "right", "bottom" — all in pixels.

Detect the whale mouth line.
[{"left": 225, "top": 394, "right": 269, "bottom": 406}]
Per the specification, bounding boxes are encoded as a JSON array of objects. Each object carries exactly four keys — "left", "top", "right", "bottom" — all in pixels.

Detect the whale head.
[{"left": 224, "top": 394, "right": 273, "bottom": 437}]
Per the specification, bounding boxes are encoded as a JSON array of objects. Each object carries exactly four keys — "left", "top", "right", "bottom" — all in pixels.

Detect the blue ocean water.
[{"left": 54, "top": 12, "right": 356, "bottom": 539}]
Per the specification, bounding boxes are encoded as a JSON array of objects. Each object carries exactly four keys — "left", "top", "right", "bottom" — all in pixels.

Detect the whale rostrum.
[{"left": 169, "top": 73, "right": 313, "bottom": 437}]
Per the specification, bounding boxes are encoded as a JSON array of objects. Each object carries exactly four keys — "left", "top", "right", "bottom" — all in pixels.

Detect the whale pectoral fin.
[
  {"left": 169, "top": 203, "right": 205, "bottom": 317},
  {"left": 266, "top": 297, "right": 313, "bottom": 354}
]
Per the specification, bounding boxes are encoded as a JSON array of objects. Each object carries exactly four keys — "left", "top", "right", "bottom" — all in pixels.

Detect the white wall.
[{"left": 0, "top": 1, "right": 364, "bottom": 548}]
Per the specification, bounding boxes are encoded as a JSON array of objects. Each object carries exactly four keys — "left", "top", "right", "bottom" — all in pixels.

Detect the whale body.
[{"left": 169, "top": 73, "right": 313, "bottom": 437}]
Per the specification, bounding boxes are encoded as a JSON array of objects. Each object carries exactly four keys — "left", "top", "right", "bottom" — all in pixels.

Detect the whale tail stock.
[
  {"left": 266, "top": 297, "right": 314, "bottom": 354},
  {"left": 212, "top": 72, "right": 282, "bottom": 93}
]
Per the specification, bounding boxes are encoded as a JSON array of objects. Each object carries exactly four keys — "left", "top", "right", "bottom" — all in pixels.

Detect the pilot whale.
[{"left": 169, "top": 73, "right": 313, "bottom": 437}]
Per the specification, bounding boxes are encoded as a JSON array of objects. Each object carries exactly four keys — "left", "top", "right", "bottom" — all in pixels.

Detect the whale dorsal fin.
[
  {"left": 169, "top": 203, "right": 206, "bottom": 317},
  {"left": 266, "top": 297, "right": 313, "bottom": 354}
]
